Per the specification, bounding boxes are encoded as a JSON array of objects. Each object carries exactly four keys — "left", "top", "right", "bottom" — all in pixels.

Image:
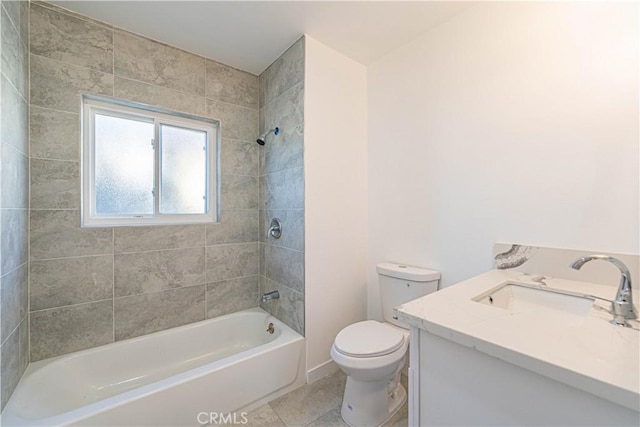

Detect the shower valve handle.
[{"left": 268, "top": 218, "right": 282, "bottom": 239}]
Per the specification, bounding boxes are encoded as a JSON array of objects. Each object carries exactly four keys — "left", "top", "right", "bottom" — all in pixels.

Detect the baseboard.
[{"left": 306, "top": 359, "right": 339, "bottom": 384}]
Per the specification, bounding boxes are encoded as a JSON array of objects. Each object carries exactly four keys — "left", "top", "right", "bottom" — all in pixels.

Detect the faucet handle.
[{"left": 268, "top": 218, "right": 282, "bottom": 239}]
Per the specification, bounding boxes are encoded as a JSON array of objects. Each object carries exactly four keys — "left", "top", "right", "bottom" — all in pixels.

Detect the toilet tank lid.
[{"left": 377, "top": 262, "right": 440, "bottom": 282}]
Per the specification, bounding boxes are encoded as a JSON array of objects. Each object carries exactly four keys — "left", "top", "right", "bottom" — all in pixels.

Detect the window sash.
[
  {"left": 158, "top": 123, "right": 209, "bottom": 215},
  {"left": 81, "top": 96, "right": 219, "bottom": 227}
]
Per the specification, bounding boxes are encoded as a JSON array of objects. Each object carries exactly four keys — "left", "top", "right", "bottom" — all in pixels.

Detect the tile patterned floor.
[{"left": 231, "top": 370, "right": 408, "bottom": 427}]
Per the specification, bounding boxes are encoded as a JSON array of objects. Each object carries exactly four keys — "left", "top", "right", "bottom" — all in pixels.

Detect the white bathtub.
[{"left": 2, "top": 308, "right": 305, "bottom": 426}]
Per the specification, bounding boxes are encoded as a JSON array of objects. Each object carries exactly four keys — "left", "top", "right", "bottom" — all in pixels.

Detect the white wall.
[
  {"left": 304, "top": 36, "right": 368, "bottom": 379},
  {"left": 367, "top": 2, "right": 639, "bottom": 319}
]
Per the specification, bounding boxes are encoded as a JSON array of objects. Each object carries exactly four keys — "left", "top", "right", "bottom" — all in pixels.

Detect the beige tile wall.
[
  {"left": 27, "top": 2, "right": 262, "bottom": 361},
  {"left": 0, "top": 0, "right": 30, "bottom": 410}
]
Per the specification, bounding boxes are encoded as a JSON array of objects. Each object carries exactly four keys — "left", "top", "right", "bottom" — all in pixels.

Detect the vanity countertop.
[{"left": 395, "top": 269, "right": 640, "bottom": 412}]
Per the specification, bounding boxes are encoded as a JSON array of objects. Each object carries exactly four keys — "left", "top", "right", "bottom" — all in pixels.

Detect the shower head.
[{"left": 256, "top": 127, "right": 279, "bottom": 145}]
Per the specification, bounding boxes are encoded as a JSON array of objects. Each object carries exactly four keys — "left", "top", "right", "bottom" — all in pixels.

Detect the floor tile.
[
  {"left": 269, "top": 370, "right": 346, "bottom": 427},
  {"left": 306, "top": 406, "right": 348, "bottom": 427},
  {"left": 240, "top": 370, "right": 409, "bottom": 427},
  {"left": 223, "top": 404, "right": 285, "bottom": 427},
  {"left": 383, "top": 402, "right": 408, "bottom": 427}
]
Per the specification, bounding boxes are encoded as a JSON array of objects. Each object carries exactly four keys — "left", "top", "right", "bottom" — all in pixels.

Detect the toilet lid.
[{"left": 334, "top": 321, "right": 404, "bottom": 358}]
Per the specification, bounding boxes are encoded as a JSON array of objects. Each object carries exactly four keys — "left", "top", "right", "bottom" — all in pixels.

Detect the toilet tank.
[{"left": 377, "top": 262, "right": 440, "bottom": 328}]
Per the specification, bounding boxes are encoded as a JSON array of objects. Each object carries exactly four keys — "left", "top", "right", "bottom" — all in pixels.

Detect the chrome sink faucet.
[{"left": 570, "top": 255, "right": 637, "bottom": 326}]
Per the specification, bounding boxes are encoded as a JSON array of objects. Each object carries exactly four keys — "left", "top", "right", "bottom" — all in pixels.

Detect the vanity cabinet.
[
  {"left": 396, "top": 269, "right": 639, "bottom": 427},
  {"left": 408, "top": 327, "right": 639, "bottom": 426}
]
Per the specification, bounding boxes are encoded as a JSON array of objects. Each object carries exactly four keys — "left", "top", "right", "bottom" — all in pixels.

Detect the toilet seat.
[{"left": 334, "top": 321, "right": 404, "bottom": 358}]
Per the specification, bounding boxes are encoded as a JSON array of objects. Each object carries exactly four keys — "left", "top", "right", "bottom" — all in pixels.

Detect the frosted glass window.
[
  {"left": 94, "top": 114, "right": 154, "bottom": 215},
  {"left": 82, "top": 96, "right": 218, "bottom": 227},
  {"left": 160, "top": 125, "right": 207, "bottom": 214}
]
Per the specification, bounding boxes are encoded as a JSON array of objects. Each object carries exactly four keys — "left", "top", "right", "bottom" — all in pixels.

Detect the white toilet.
[{"left": 331, "top": 262, "right": 440, "bottom": 427}]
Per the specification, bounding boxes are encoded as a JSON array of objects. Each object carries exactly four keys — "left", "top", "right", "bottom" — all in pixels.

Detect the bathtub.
[{"left": 2, "top": 308, "right": 305, "bottom": 426}]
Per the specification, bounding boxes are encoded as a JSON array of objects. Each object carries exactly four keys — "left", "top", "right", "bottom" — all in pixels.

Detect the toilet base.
[{"left": 340, "top": 376, "right": 406, "bottom": 427}]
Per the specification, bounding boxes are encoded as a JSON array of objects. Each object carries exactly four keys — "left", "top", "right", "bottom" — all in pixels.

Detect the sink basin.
[{"left": 473, "top": 282, "right": 595, "bottom": 316}]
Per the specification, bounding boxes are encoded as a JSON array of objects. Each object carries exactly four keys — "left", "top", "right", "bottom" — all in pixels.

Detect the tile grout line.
[
  {"left": 1, "top": 2, "right": 20, "bottom": 41},
  {"left": 224, "top": 136, "right": 260, "bottom": 146},
  {"left": 260, "top": 80, "right": 303, "bottom": 111},
  {"left": 263, "top": 277, "right": 304, "bottom": 298},
  {"left": 113, "top": 283, "right": 211, "bottom": 301},
  {"left": 30, "top": 297, "right": 115, "bottom": 315},
  {"left": 259, "top": 164, "right": 304, "bottom": 178},
  {"left": 111, "top": 22, "right": 115, "bottom": 97},
  {"left": 221, "top": 172, "right": 261, "bottom": 178},
  {"left": 272, "top": 404, "right": 288, "bottom": 427},
  {"left": 29, "top": 52, "right": 112, "bottom": 78},
  {"left": 33, "top": 2, "right": 113, "bottom": 31},
  {"left": 28, "top": 207, "right": 263, "bottom": 211},
  {"left": 205, "top": 94, "right": 259, "bottom": 113},
  {"left": 21, "top": 208, "right": 77, "bottom": 211},
  {"left": 30, "top": 252, "right": 116, "bottom": 263},
  {"left": 27, "top": 0, "right": 32, "bottom": 367},
  {"left": 0, "top": 66, "right": 29, "bottom": 108},
  {"left": 29, "top": 276, "right": 222, "bottom": 316},
  {"left": 303, "top": 403, "right": 342, "bottom": 427},
  {"left": 207, "top": 273, "right": 261, "bottom": 286},
  {"left": 29, "top": 104, "right": 79, "bottom": 116},
  {"left": 29, "top": 240, "right": 262, "bottom": 262},
  {"left": 0, "top": 259, "right": 28, "bottom": 281},
  {"left": 30, "top": 156, "right": 78, "bottom": 163},
  {"left": 0, "top": 276, "right": 29, "bottom": 350},
  {"left": 0, "top": 136, "right": 28, "bottom": 160},
  {"left": 203, "top": 54, "right": 207, "bottom": 120},
  {"left": 262, "top": 241, "right": 304, "bottom": 254},
  {"left": 0, "top": 134, "right": 28, "bottom": 159}
]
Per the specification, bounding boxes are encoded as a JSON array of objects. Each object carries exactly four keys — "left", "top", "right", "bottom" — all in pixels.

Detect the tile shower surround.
[
  {"left": 0, "top": 0, "right": 30, "bottom": 410},
  {"left": 26, "top": 1, "right": 269, "bottom": 362},
  {"left": 258, "top": 38, "right": 306, "bottom": 335}
]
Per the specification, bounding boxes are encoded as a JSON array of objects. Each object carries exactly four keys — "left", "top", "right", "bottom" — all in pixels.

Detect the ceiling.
[{"left": 53, "top": 1, "right": 474, "bottom": 75}]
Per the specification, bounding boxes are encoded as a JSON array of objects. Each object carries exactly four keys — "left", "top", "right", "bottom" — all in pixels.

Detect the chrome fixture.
[
  {"left": 268, "top": 218, "right": 282, "bottom": 239},
  {"left": 256, "top": 127, "right": 279, "bottom": 145},
  {"left": 262, "top": 290, "right": 280, "bottom": 303},
  {"left": 570, "top": 255, "right": 637, "bottom": 326}
]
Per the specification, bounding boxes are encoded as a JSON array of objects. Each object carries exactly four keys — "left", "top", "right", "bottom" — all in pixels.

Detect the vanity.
[{"left": 396, "top": 268, "right": 640, "bottom": 426}]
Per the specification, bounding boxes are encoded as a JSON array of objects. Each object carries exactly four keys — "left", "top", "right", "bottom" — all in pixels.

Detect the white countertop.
[{"left": 395, "top": 269, "right": 640, "bottom": 412}]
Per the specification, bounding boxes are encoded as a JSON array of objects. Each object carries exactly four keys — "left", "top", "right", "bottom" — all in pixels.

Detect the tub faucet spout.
[
  {"left": 262, "top": 290, "right": 280, "bottom": 303},
  {"left": 570, "top": 255, "right": 637, "bottom": 326}
]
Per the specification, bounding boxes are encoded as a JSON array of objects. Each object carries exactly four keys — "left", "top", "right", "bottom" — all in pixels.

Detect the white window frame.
[{"left": 81, "top": 95, "right": 219, "bottom": 227}]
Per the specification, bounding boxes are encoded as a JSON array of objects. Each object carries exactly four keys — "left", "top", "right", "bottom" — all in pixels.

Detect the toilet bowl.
[
  {"left": 331, "top": 262, "right": 440, "bottom": 427},
  {"left": 331, "top": 321, "right": 408, "bottom": 426}
]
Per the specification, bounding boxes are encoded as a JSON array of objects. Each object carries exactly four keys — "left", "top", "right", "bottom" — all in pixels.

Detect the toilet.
[{"left": 331, "top": 262, "right": 440, "bottom": 427}]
